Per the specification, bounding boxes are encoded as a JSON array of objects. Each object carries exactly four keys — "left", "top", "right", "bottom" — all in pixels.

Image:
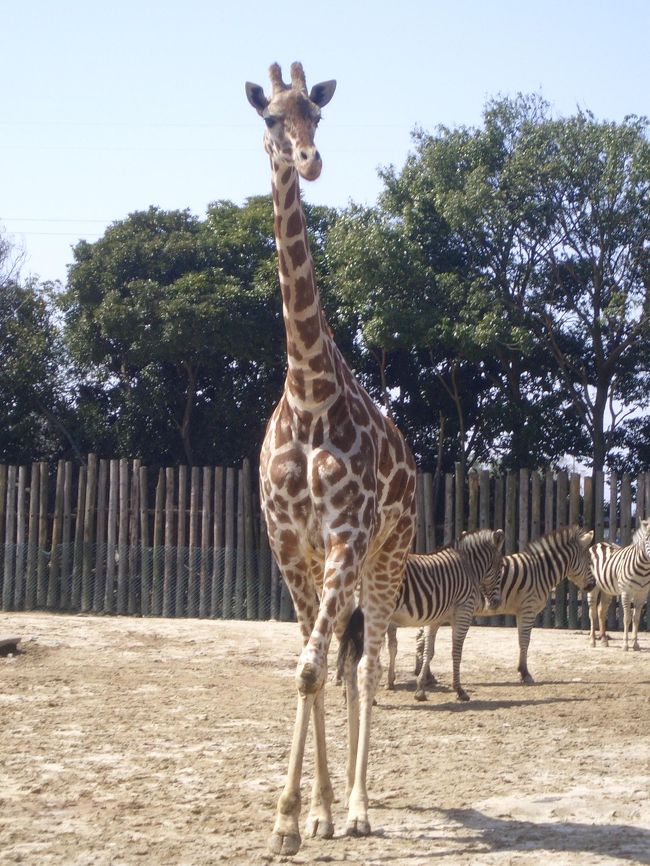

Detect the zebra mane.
[
  {"left": 524, "top": 525, "right": 581, "bottom": 555},
  {"left": 456, "top": 528, "right": 498, "bottom": 548},
  {"left": 632, "top": 519, "right": 650, "bottom": 547}
]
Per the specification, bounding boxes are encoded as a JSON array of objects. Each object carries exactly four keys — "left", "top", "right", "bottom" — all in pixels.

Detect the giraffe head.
[{"left": 245, "top": 62, "right": 336, "bottom": 181}]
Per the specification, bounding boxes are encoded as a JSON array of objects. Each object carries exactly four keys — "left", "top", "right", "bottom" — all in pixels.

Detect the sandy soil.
[{"left": 1, "top": 612, "right": 649, "bottom": 866}]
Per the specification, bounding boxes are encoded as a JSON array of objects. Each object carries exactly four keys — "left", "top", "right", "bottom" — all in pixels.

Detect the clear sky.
[{"left": 2, "top": 0, "right": 648, "bottom": 285}]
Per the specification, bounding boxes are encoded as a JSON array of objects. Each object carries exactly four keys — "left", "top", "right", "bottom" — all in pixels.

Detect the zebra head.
[
  {"left": 566, "top": 527, "right": 596, "bottom": 591},
  {"left": 632, "top": 518, "right": 650, "bottom": 558},
  {"left": 457, "top": 528, "right": 505, "bottom": 610}
]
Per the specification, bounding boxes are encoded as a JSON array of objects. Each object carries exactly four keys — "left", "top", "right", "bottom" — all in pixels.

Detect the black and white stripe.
[
  {"left": 417, "top": 525, "right": 595, "bottom": 685},
  {"left": 387, "top": 528, "right": 504, "bottom": 701},
  {"left": 588, "top": 519, "right": 650, "bottom": 651}
]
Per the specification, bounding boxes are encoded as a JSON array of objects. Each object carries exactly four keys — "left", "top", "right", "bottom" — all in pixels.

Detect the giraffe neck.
[{"left": 271, "top": 160, "right": 339, "bottom": 409}]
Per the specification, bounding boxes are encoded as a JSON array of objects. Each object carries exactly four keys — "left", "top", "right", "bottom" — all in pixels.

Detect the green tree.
[
  {"left": 61, "top": 199, "right": 338, "bottom": 466},
  {"left": 524, "top": 111, "right": 650, "bottom": 472},
  {"left": 0, "top": 277, "right": 73, "bottom": 462}
]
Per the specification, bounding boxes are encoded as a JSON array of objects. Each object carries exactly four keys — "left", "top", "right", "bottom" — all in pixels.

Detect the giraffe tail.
[{"left": 336, "top": 606, "right": 365, "bottom": 682}]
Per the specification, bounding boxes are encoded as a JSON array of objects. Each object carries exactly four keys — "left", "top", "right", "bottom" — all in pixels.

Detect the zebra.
[
  {"left": 415, "top": 525, "right": 596, "bottom": 686},
  {"left": 588, "top": 519, "right": 650, "bottom": 651},
  {"left": 338, "top": 528, "right": 504, "bottom": 703}
]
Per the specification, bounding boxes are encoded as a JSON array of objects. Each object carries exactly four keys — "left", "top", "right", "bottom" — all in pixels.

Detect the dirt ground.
[{"left": 1, "top": 613, "right": 649, "bottom": 866}]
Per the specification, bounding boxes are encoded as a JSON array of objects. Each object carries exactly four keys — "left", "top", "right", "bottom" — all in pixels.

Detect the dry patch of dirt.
[{"left": 1, "top": 612, "right": 649, "bottom": 865}]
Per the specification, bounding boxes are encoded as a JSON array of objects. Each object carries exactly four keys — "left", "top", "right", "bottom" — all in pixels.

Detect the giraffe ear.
[
  {"left": 309, "top": 79, "right": 336, "bottom": 107},
  {"left": 245, "top": 82, "right": 268, "bottom": 114}
]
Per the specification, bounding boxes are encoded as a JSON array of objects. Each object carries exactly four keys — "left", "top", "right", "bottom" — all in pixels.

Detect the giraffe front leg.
[
  {"left": 345, "top": 649, "right": 378, "bottom": 837},
  {"left": 305, "top": 686, "right": 335, "bottom": 840},
  {"left": 269, "top": 690, "right": 314, "bottom": 856}
]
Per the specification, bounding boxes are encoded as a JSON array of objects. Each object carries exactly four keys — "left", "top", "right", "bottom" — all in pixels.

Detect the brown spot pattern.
[
  {"left": 295, "top": 313, "right": 321, "bottom": 350},
  {"left": 287, "top": 239, "right": 308, "bottom": 269},
  {"left": 286, "top": 209, "right": 303, "bottom": 238}
]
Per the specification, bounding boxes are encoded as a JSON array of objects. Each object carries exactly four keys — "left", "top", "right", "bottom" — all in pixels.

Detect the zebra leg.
[
  {"left": 631, "top": 598, "right": 643, "bottom": 651},
  {"left": 622, "top": 593, "right": 632, "bottom": 651},
  {"left": 415, "top": 624, "right": 438, "bottom": 700},
  {"left": 421, "top": 624, "right": 438, "bottom": 686},
  {"left": 414, "top": 627, "right": 424, "bottom": 676},
  {"left": 450, "top": 604, "right": 473, "bottom": 701},
  {"left": 516, "top": 613, "right": 536, "bottom": 684},
  {"left": 599, "top": 595, "right": 612, "bottom": 647},
  {"left": 588, "top": 589, "right": 599, "bottom": 646},
  {"left": 385, "top": 623, "right": 398, "bottom": 690}
]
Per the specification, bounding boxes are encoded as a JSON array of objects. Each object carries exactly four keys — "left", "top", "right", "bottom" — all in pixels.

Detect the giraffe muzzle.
[{"left": 296, "top": 148, "right": 322, "bottom": 181}]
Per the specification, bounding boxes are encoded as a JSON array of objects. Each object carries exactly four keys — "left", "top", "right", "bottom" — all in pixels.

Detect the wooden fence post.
[
  {"left": 151, "top": 468, "right": 164, "bottom": 616},
  {"left": 468, "top": 472, "right": 479, "bottom": 532},
  {"left": 36, "top": 462, "right": 49, "bottom": 608},
  {"left": 567, "top": 473, "right": 581, "bottom": 628},
  {"left": 175, "top": 465, "right": 187, "bottom": 617},
  {"left": 13, "top": 466, "right": 27, "bottom": 609},
  {"left": 93, "top": 460, "right": 107, "bottom": 613},
  {"left": 0, "top": 464, "right": 6, "bottom": 595},
  {"left": 454, "top": 462, "right": 464, "bottom": 538},
  {"left": 82, "top": 454, "right": 97, "bottom": 612},
  {"left": 47, "top": 460, "right": 64, "bottom": 610},
  {"left": 188, "top": 466, "right": 200, "bottom": 617},
  {"left": 211, "top": 467, "right": 224, "bottom": 618},
  {"left": 555, "top": 470, "right": 569, "bottom": 628},
  {"left": 234, "top": 468, "right": 245, "bottom": 619},
  {"left": 61, "top": 462, "right": 73, "bottom": 610},
  {"left": 128, "top": 459, "right": 140, "bottom": 615},
  {"left": 222, "top": 467, "right": 236, "bottom": 618},
  {"left": 71, "top": 465, "right": 87, "bottom": 610},
  {"left": 104, "top": 460, "right": 119, "bottom": 614},
  {"left": 163, "top": 467, "right": 175, "bottom": 617},
  {"left": 25, "top": 463, "right": 40, "bottom": 610},
  {"left": 2, "top": 465, "right": 17, "bottom": 609},
  {"left": 414, "top": 472, "right": 424, "bottom": 552},
  {"left": 518, "top": 469, "right": 529, "bottom": 553},
  {"left": 116, "top": 459, "right": 129, "bottom": 614},
  {"left": 479, "top": 469, "right": 490, "bottom": 530},
  {"left": 243, "top": 459, "right": 256, "bottom": 620},
  {"left": 139, "top": 465, "right": 151, "bottom": 617},
  {"left": 200, "top": 466, "right": 212, "bottom": 618},
  {"left": 423, "top": 471, "right": 436, "bottom": 551},
  {"left": 443, "top": 473, "right": 454, "bottom": 545}
]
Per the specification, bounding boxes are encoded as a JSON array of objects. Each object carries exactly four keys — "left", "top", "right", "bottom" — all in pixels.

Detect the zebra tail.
[{"left": 336, "top": 607, "right": 365, "bottom": 681}]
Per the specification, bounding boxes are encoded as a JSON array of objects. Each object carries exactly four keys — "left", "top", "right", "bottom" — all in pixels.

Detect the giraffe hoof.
[
  {"left": 268, "top": 831, "right": 301, "bottom": 856},
  {"left": 305, "top": 817, "right": 334, "bottom": 839},
  {"left": 345, "top": 817, "right": 371, "bottom": 837},
  {"left": 414, "top": 690, "right": 427, "bottom": 702}
]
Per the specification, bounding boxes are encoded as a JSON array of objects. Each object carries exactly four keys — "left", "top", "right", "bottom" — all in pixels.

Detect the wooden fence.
[{"left": 0, "top": 456, "right": 649, "bottom": 630}]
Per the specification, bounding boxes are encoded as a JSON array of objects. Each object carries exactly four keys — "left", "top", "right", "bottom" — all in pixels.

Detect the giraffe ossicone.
[{"left": 246, "top": 62, "right": 417, "bottom": 857}]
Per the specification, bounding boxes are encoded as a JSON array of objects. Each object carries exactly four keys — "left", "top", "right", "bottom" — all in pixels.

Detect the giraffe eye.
[{"left": 264, "top": 115, "right": 278, "bottom": 128}]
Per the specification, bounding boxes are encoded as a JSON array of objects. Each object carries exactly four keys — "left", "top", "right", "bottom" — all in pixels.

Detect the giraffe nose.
[{"left": 296, "top": 146, "right": 322, "bottom": 181}]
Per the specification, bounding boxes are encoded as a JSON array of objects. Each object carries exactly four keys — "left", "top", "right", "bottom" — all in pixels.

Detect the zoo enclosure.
[{"left": 0, "top": 455, "right": 649, "bottom": 631}]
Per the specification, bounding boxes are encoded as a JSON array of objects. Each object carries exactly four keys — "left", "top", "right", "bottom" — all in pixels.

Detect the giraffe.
[{"left": 245, "top": 62, "right": 417, "bottom": 856}]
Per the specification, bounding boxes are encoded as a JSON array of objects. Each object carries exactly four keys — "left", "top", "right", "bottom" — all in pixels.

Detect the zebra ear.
[
  {"left": 493, "top": 529, "right": 505, "bottom": 549},
  {"left": 579, "top": 529, "right": 594, "bottom": 548},
  {"left": 460, "top": 531, "right": 468, "bottom": 539}
]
